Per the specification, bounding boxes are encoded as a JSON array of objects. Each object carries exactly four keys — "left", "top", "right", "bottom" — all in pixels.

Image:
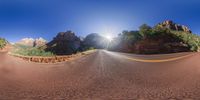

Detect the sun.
[{"left": 105, "top": 35, "right": 113, "bottom": 41}]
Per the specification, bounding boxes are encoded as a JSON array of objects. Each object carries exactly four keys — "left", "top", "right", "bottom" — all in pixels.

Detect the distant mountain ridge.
[{"left": 16, "top": 37, "right": 47, "bottom": 47}]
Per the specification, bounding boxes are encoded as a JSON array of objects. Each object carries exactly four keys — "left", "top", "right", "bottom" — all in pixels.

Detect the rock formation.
[
  {"left": 45, "top": 31, "right": 82, "bottom": 55},
  {"left": 157, "top": 20, "right": 192, "bottom": 33},
  {"left": 16, "top": 37, "right": 47, "bottom": 47},
  {"left": 33, "top": 37, "right": 48, "bottom": 47}
]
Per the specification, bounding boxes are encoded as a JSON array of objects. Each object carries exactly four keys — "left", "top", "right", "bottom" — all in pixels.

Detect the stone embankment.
[{"left": 10, "top": 50, "right": 95, "bottom": 63}]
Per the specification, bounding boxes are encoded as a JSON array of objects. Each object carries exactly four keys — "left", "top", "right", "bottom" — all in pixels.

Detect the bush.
[
  {"left": 0, "top": 38, "right": 7, "bottom": 49},
  {"left": 171, "top": 31, "right": 200, "bottom": 51},
  {"left": 121, "top": 31, "right": 142, "bottom": 43},
  {"left": 139, "top": 24, "right": 153, "bottom": 38},
  {"left": 12, "top": 44, "right": 54, "bottom": 56}
]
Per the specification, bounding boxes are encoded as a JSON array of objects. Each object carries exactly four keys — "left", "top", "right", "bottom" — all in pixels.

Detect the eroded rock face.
[
  {"left": 33, "top": 38, "right": 47, "bottom": 47},
  {"left": 157, "top": 20, "right": 192, "bottom": 33},
  {"left": 45, "top": 31, "right": 82, "bottom": 55},
  {"left": 16, "top": 38, "right": 34, "bottom": 46},
  {"left": 16, "top": 37, "right": 47, "bottom": 47}
]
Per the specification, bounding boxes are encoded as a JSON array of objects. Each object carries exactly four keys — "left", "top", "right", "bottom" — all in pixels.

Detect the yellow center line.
[{"left": 123, "top": 53, "right": 194, "bottom": 63}]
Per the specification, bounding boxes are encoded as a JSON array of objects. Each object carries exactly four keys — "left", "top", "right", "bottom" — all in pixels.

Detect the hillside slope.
[{"left": 108, "top": 20, "right": 200, "bottom": 54}]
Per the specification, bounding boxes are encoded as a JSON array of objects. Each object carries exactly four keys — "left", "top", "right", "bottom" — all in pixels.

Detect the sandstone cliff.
[{"left": 16, "top": 37, "right": 47, "bottom": 47}]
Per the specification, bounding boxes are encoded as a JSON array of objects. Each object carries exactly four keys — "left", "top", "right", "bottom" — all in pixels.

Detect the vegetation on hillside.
[
  {"left": 108, "top": 23, "right": 200, "bottom": 54},
  {"left": 11, "top": 44, "right": 54, "bottom": 56},
  {"left": 140, "top": 24, "right": 200, "bottom": 52},
  {"left": 172, "top": 31, "right": 200, "bottom": 51},
  {"left": 0, "top": 38, "right": 7, "bottom": 49}
]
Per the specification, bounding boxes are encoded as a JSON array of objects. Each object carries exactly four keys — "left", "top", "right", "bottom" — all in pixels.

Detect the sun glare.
[{"left": 105, "top": 35, "right": 113, "bottom": 41}]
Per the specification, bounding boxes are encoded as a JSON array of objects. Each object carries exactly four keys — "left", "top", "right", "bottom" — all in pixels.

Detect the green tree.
[
  {"left": 0, "top": 38, "right": 7, "bottom": 49},
  {"left": 139, "top": 24, "right": 152, "bottom": 38}
]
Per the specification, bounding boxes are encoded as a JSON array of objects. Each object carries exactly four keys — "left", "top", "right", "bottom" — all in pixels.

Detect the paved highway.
[{"left": 0, "top": 50, "right": 200, "bottom": 99}]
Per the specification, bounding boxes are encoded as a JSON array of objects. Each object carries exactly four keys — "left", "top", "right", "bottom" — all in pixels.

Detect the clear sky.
[{"left": 0, "top": 0, "right": 200, "bottom": 42}]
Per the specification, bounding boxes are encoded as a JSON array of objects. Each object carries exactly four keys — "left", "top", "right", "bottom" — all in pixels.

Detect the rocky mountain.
[
  {"left": 16, "top": 37, "right": 47, "bottom": 47},
  {"left": 157, "top": 20, "right": 192, "bottom": 33},
  {"left": 45, "top": 31, "right": 82, "bottom": 55},
  {"left": 83, "top": 33, "right": 109, "bottom": 49}
]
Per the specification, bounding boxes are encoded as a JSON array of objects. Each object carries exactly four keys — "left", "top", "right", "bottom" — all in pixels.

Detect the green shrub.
[
  {"left": 0, "top": 38, "right": 7, "bottom": 49},
  {"left": 171, "top": 31, "right": 200, "bottom": 51},
  {"left": 139, "top": 24, "right": 153, "bottom": 38},
  {"left": 12, "top": 44, "right": 54, "bottom": 56}
]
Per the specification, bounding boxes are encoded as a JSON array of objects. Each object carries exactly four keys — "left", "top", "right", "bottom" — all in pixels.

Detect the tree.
[
  {"left": 0, "top": 38, "right": 7, "bottom": 49},
  {"left": 121, "top": 30, "right": 141, "bottom": 43},
  {"left": 139, "top": 24, "right": 152, "bottom": 38}
]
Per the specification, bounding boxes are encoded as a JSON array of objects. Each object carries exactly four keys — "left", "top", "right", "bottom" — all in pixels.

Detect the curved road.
[{"left": 0, "top": 50, "right": 200, "bottom": 99}]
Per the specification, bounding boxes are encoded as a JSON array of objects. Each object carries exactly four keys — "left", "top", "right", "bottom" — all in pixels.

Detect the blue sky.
[{"left": 0, "top": 0, "right": 200, "bottom": 42}]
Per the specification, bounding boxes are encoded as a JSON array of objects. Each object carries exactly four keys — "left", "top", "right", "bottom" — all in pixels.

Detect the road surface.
[{"left": 0, "top": 50, "right": 200, "bottom": 99}]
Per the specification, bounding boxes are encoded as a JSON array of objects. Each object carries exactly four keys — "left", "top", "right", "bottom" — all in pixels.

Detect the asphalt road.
[{"left": 0, "top": 50, "right": 200, "bottom": 99}]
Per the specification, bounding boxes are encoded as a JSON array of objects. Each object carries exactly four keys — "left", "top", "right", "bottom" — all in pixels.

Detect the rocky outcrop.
[
  {"left": 33, "top": 37, "right": 47, "bottom": 47},
  {"left": 16, "top": 37, "right": 47, "bottom": 47},
  {"left": 16, "top": 38, "right": 34, "bottom": 46},
  {"left": 157, "top": 20, "right": 192, "bottom": 33},
  {"left": 45, "top": 31, "right": 82, "bottom": 55}
]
